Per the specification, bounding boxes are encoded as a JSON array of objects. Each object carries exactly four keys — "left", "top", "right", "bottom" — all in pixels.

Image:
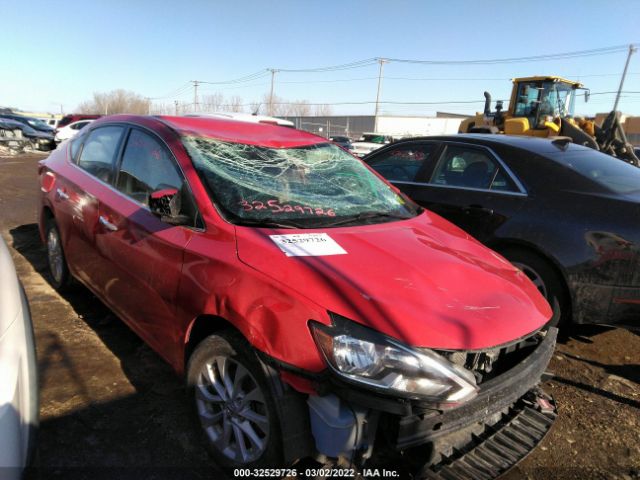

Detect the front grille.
[{"left": 433, "top": 330, "right": 544, "bottom": 384}]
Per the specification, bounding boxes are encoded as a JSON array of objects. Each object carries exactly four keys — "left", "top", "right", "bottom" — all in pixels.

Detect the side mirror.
[{"left": 149, "top": 188, "right": 191, "bottom": 226}]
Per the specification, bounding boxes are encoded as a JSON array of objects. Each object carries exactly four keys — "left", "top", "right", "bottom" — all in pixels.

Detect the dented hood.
[{"left": 235, "top": 211, "right": 551, "bottom": 350}]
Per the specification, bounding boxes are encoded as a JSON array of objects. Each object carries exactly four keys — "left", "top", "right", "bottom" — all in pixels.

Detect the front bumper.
[
  {"left": 423, "top": 389, "right": 557, "bottom": 480},
  {"left": 393, "top": 328, "right": 557, "bottom": 449}
]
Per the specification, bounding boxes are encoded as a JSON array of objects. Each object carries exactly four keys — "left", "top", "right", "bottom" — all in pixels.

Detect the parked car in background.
[
  {"left": 56, "top": 114, "right": 101, "bottom": 132},
  {"left": 0, "top": 113, "right": 54, "bottom": 133},
  {"left": 0, "top": 118, "right": 55, "bottom": 151},
  {"left": 42, "top": 118, "right": 60, "bottom": 129},
  {"left": 351, "top": 132, "right": 395, "bottom": 157},
  {"left": 38, "top": 115, "right": 556, "bottom": 478},
  {"left": 329, "top": 135, "right": 352, "bottom": 150},
  {"left": 365, "top": 134, "right": 640, "bottom": 329},
  {"left": 0, "top": 119, "right": 30, "bottom": 153},
  {"left": 54, "top": 119, "right": 94, "bottom": 144},
  {"left": 186, "top": 112, "right": 295, "bottom": 127},
  {"left": 0, "top": 237, "right": 38, "bottom": 479}
]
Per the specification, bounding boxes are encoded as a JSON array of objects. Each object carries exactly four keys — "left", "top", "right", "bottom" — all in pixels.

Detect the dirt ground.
[{"left": 1, "top": 153, "right": 639, "bottom": 480}]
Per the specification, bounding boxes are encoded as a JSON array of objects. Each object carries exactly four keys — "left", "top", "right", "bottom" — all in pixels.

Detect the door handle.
[
  {"left": 99, "top": 215, "right": 118, "bottom": 232},
  {"left": 463, "top": 205, "right": 494, "bottom": 215},
  {"left": 56, "top": 188, "right": 69, "bottom": 200}
]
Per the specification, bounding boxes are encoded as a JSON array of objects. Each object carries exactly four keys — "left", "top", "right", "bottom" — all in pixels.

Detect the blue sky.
[{"left": 3, "top": 0, "right": 639, "bottom": 116}]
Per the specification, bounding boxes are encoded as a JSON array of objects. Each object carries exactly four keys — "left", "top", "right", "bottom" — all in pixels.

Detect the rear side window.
[
  {"left": 116, "top": 129, "right": 184, "bottom": 205},
  {"left": 367, "top": 144, "right": 434, "bottom": 182},
  {"left": 545, "top": 145, "right": 640, "bottom": 194},
  {"left": 77, "top": 126, "right": 124, "bottom": 184},
  {"left": 430, "top": 145, "right": 518, "bottom": 192}
]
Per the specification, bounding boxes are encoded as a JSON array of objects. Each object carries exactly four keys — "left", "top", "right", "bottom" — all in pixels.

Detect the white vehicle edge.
[
  {"left": 0, "top": 237, "right": 38, "bottom": 478},
  {"left": 54, "top": 120, "right": 94, "bottom": 144}
]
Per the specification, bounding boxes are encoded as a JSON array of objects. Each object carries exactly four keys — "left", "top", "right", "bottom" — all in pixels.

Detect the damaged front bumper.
[
  {"left": 421, "top": 389, "right": 556, "bottom": 480},
  {"left": 300, "top": 328, "right": 557, "bottom": 478}
]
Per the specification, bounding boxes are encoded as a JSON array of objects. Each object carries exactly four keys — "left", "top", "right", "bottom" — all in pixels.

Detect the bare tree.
[
  {"left": 77, "top": 89, "right": 150, "bottom": 115},
  {"left": 227, "top": 96, "right": 244, "bottom": 112},
  {"left": 314, "top": 104, "right": 333, "bottom": 116},
  {"left": 289, "top": 100, "right": 311, "bottom": 116},
  {"left": 200, "top": 92, "right": 225, "bottom": 112},
  {"left": 262, "top": 93, "right": 286, "bottom": 116}
]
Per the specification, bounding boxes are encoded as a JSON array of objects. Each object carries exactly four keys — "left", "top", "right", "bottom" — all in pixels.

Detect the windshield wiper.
[
  {"left": 233, "top": 217, "right": 306, "bottom": 229},
  {"left": 320, "top": 211, "right": 412, "bottom": 227}
]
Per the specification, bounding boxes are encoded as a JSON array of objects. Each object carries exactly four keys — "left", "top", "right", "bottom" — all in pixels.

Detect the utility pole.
[
  {"left": 175, "top": 100, "right": 179, "bottom": 116},
  {"left": 193, "top": 80, "right": 200, "bottom": 113},
  {"left": 613, "top": 44, "right": 637, "bottom": 112},
  {"left": 268, "top": 69, "right": 278, "bottom": 116},
  {"left": 374, "top": 58, "right": 388, "bottom": 132}
]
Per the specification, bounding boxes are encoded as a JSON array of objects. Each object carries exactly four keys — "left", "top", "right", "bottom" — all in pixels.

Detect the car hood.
[{"left": 235, "top": 212, "right": 551, "bottom": 350}]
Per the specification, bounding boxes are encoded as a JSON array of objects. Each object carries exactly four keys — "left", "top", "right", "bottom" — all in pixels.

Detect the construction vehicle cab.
[
  {"left": 509, "top": 77, "right": 582, "bottom": 134},
  {"left": 460, "top": 76, "right": 639, "bottom": 166}
]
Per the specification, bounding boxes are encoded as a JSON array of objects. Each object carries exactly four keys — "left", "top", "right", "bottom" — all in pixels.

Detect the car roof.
[
  {"left": 393, "top": 133, "right": 589, "bottom": 155},
  {"left": 149, "top": 115, "right": 326, "bottom": 148}
]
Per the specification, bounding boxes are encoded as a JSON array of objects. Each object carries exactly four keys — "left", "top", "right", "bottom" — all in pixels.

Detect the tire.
[
  {"left": 499, "top": 248, "right": 568, "bottom": 328},
  {"left": 45, "top": 219, "right": 73, "bottom": 292},
  {"left": 186, "top": 332, "right": 284, "bottom": 471}
]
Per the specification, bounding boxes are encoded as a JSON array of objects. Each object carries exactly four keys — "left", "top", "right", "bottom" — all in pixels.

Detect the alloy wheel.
[
  {"left": 47, "top": 227, "right": 64, "bottom": 285},
  {"left": 513, "top": 261, "right": 548, "bottom": 299},
  {"left": 195, "top": 355, "right": 269, "bottom": 464}
]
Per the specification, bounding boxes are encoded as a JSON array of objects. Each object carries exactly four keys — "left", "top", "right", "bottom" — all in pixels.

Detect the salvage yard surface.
[{"left": 2, "top": 153, "right": 639, "bottom": 480}]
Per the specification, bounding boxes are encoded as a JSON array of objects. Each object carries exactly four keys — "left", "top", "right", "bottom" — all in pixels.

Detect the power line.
[
  {"left": 148, "top": 82, "right": 193, "bottom": 100},
  {"left": 196, "top": 70, "right": 271, "bottom": 85},
  {"left": 277, "top": 58, "right": 379, "bottom": 73},
  {"left": 386, "top": 44, "right": 636, "bottom": 65}
]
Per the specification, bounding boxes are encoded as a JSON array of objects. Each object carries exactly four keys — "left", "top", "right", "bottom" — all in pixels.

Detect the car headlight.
[{"left": 310, "top": 314, "right": 478, "bottom": 405}]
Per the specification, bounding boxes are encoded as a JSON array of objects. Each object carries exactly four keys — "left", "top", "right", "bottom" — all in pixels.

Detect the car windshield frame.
[{"left": 181, "top": 135, "right": 421, "bottom": 228}]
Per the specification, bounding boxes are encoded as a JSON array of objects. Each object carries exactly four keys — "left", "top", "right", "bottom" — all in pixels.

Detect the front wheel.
[
  {"left": 186, "top": 332, "right": 284, "bottom": 470},
  {"left": 500, "top": 248, "right": 568, "bottom": 328}
]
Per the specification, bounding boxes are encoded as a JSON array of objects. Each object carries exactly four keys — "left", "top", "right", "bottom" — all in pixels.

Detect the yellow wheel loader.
[{"left": 459, "top": 76, "right": 639, "bottom": 166}]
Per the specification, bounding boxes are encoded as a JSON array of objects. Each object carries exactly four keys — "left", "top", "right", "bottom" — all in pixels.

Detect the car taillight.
[{"left": 41, "top": 171, "right": 56, "bottom": 193}]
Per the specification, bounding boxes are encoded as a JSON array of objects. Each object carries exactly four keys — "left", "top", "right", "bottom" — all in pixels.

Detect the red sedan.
[{"left": 38, "top": 115, "right": 555, "bottom": 477}]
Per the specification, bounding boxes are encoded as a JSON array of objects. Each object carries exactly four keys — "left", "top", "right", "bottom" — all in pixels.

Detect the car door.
[
  {"left": 410, "top": 142, "right": 528, "bottom": 242},
  {"left": 58, "top": 125, "right": 126, "bottom": 292},
  {"left": 365, "top": 141, "right": 440, "bottom": 199},
  {"left": 95, "top": 127, "right": 200, "bottom": 359}
]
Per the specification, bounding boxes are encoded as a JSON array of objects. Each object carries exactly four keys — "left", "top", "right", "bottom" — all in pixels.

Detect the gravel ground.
[{"left": 1, "top": 153, "right": 638, "bottom": 480}]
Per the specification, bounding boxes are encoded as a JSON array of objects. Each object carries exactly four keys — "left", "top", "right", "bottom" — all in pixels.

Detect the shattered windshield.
[{"left": 182, "top": 136, "right": 420, "bottom": 228}]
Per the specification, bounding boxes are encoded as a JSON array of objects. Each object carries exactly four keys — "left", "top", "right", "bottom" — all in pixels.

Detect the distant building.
[{"left": 282, "top": 115, "right": 463, "bottom": 140}]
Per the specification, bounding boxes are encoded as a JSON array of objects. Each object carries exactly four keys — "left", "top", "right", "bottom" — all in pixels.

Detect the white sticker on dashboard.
[{"left": 269, "top": 233, "right": 347, "bottom": 257}]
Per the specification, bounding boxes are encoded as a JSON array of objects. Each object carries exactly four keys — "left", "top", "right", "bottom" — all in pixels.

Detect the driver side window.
[
  {"left": 367, "top": 144, "right": 434, "bottom": 182},
  {"left": 116, "top": 129, "right": 201, "bottom": 227},
  {"left": 116, "top": 129, "right": 184, "bottom": 205}
]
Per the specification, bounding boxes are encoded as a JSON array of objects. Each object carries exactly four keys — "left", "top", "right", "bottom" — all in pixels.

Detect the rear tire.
[
  {"left": 499, "top": 248, "right": 568, "bottom": 328},
  {"left": 45, "top": 219, "right": 73, "bottom": 292},
  {"left": 186, "top": 331, "right": 284, "bottom": 471}
]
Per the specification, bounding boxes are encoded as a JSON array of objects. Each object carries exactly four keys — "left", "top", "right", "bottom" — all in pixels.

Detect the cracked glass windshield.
[{"left": 182, "top": 136, "right": 420, "bottom": 228}]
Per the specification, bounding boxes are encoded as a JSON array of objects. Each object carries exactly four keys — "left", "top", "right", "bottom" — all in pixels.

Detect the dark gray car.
[{"left": 365, "top": 134, "right": 640, "bottom": 330}]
